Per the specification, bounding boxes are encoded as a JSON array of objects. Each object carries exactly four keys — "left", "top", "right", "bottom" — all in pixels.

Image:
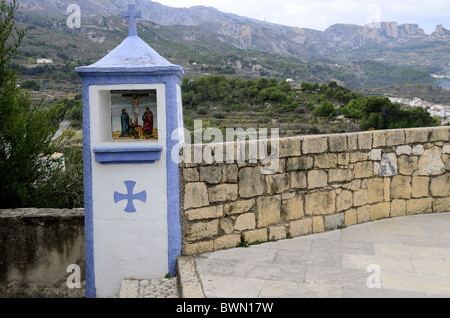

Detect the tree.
[
  {"left": 20, "top": 79, "right": 40, "bottom": 91},
  {"left": 0, "top": 0, "right": 60, "bottom": 208},
  {"left": 312, "top": 101, "right": 336, "bottom": 117}
]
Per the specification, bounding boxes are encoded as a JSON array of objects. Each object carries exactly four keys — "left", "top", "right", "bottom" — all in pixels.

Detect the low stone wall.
[
  {"left": 179, "top": 127, "right": 450, "bottom": 256},
  {"left": 0, "top": 209, "right": 86, "bottom": 298}
]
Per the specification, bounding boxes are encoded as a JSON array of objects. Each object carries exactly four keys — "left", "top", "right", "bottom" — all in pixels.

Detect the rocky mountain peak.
[{"left": 431, "top": 24, "right": 450, "bottom": 38}]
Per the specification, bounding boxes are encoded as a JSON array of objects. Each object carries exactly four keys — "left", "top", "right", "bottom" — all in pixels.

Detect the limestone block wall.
[
  {"left": 0, "top": 209, "right": 85, "bottom": 297},
  {"left": 179, "top": 127, "right": 450, "bottom": 256}
]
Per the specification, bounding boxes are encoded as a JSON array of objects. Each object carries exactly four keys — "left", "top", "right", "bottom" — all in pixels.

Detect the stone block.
[
  {"left": 386, "top": 130, "right": 405, "bottom": 146},
  {"left": 391, "top": 200, "right": 406, "bottom": 217},
  {"left": 328, "top": 169, "right": 352, "bottom": 183},
  {"left": 338, "top": 153, "right": 350, "bottom": 166},
  {"left": 324, "top": 213, "right": 345, "bottom": 231},
  {"left": 397, "top": 156, "right": 418, "bottom": 175},
  {"left": 224, "top": 199, "right": 255, "bottom": 215},
  {"left": 305, "top": 190, "right": 336, "bottom": 215},
  {"left": 430, "top": 127, "right": 449, "bottom": 142},
  {"left": 314, "top": 153, "right": 338, "bottom": 169},
  {"left": 358, "top": 132, "right": 372, "bottom": 150},
  {"left": 261, "top": 158, "right": 285, "bottom": 175},
  {"left": 353, "top": 189, "right": 368, "bottom": 207},
  {"left": 239, "top": 167, "right": 265, "bottom": 198},
  {"left": 243, "top": 229, "right": 268, "bottom": 244},
  {"left": 186, "top": 205, "right": 224, "bottom": 221},
  {"left": 329, "top": 134, "right": 347, "bottom": 152},
  {"left": 286, "top": 156, "right": 313, "bottom": 171},
  {"left": 266, "top": 173, "right": 289, "bottom": 194},
  {"left": 354, "top": 161, "right": 373, "bottom": 179},
  {"left": 356, "top": 206, "right": 370, "bottom": 224},
  {"left": 312, "top": 216, "right": 325, "bottom": 233},
  {"left": 368, "top": 149, "right": 382, "bottom": 161},
  {"left": 379, "top": 153, "right": 398, "bottom": 177},
  {"left": 302, "top": 136, "right": 328, "bottom": 154},
  {"left": 411, "top": 177, "right": 429, "bottom": 198},
  {"left": 418, "top": 147, "right": 445, "bottom": 176},
  {"left": 281, "top": 196, "right": 304, "bottom": 221},
  {"left": 390, "top": 176, "right": 411, "bottom": 199},
  {"left": 234, "top": 213, "right": 256, "bottom": 232},
  {"left": 397, "top": 145, "right": 412, "bottom": 155},
  {"left": 406, "top": 198, "right": 432, "bottom": 215},
  {"left": 372, "top": 130, "right": 386, "bottom": 148},
  {"left": 347, "top": 133, "right": 358, "bottom": 151},
  {"left": 183, "top": 168, "right": 199, "bottom": 182},
  {"left": 343, "top": 179, "right": 361, "bottom": 191},
  {"left": 184, "top": 183, "right": 209, "bottom": 210},
  {"left": 370, "top": 202, "right": 390, "bottom": 221},
  {"left": 443, "top": 144, "right": 450, "bottom": 154},
  {"left": 184, "top": 241, "right": 214, "bottom": 256},
  {"left": 412, "top": 145, "right": 425, "bottom": 155},
  {"left": 430, "top": 173, "right": 450, "bottom": 197},
  {"left": 186, "top": 220, "right": 219, "bottom": 242},
  {"left": 433, "top": 197, "right": 450, "bottom": 213},
  {"left": 384, "top": 178, "right": 391, "bottom": 202},
  {"left": 289, "top": 218, "right": 313, "bottom": 237},
  {"left": 220, "top": 218, "right": 234, "bottom": 235},
  {"left": 405, "top": 128, "right": 429, "bottom": 144},
  {"left": 214, "top": 235, "right": 241, "bottom": 251},
  {"left": 279, "top": 138, "right": 301, "bottom": 158},
  {"left": 208, "top": 184, "right": 238, "bottom": 203},
  {"left": 269, "top": 226, "right": 287, "bottom": 241},
  {"left": 337, "top": 190, "right": 353, "bottom": 212},
  {"left": 256, "top": 195, "right": 281, "bottom": 228},
  {"left": 344, "top": 209, "right": 357, "bottom": 227},
  {"left": 290, "top": 171, "right": 307, "bottom": 189},
  {"left": 367, "top": 178, "right": 384, "bottom": 204},
  {"left": 221, "top": 164, "right": 239, "bottom": 183},
  {"left": 308, "top": 170, "right": 328, "bottom": 189},
  {"left": 350, "top": 152, "right": 368, "bottom": 163},
  {"left": 200, "top": 166, "right": 222, "bottom": 184}
]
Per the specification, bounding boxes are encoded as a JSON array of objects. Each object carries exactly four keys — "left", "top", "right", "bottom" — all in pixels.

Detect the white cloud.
[{"left": 150, "top": 0, "right": 449, "bottom": 34}]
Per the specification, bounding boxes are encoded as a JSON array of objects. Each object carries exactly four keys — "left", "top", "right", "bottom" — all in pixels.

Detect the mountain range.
[
  {"left": 11, "top": 0, "right": 450, "bottom": 96},
  {"left": 16, "top": 0, "right": 450, "bottom": 77}
]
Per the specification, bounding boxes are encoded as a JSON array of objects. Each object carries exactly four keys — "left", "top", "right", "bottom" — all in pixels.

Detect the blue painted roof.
[{"left": 76, "top": 5, "right": 184, "bottom": 78}]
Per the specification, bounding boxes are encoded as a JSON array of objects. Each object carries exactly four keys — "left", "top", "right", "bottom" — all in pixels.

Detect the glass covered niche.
[{"left": 111, "top": 89, "right": 158, "bottom": 140}]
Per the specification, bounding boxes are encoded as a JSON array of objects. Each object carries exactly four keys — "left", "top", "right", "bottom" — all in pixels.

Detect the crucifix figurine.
[
  {"left": 122, "top": 91, "right": 149, "bottom": 127},
  {"left": 122, "top": 3, "right": 142, "bottom": 37}
]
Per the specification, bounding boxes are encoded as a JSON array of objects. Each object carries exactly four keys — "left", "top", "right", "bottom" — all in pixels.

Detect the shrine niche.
[{"left": 111, "top": 89, "right": 158, "bottom": 140}]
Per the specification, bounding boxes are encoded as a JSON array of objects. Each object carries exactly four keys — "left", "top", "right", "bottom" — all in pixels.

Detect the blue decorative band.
[{"left": 94, "top": 145, "right": 163, "bottom": 164}]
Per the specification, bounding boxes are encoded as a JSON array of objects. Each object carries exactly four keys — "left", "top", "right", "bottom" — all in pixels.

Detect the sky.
[{"left": 150, "top": 0, "right": 449, "bottom": 35}]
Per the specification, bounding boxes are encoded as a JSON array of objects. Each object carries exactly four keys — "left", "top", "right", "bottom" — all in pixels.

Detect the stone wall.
[
  {"left": 179, "top": 127, "right": 450, "bottom": 256},
  {"left": 0, "top": 209, "right": 86, "bottom": 298}
]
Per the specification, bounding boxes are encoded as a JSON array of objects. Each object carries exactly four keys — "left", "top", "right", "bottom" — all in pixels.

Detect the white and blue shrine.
[{"left": 76, "top": 4, "right": 185, "bottom": 298}]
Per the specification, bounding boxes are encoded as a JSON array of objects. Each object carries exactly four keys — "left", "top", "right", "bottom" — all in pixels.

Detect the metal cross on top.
[{"left": 122, "top": 3, "right": 142, "bottom": 37}]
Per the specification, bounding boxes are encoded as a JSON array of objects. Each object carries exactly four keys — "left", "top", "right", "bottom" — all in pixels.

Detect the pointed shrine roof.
[{"left": 76, "top": 4, "right": 184, "bottom": 78}]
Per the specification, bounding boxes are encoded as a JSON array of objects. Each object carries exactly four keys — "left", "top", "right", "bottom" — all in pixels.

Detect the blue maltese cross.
[{"left": 114, "top": 181, "right": 147, "bottom": 213}]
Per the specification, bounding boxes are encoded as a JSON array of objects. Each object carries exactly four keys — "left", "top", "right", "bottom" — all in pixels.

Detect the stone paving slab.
[
  {"left": 122, "top": 212, "right": 450, "bottom": 298},
  {"left": 181, "top": 213, "right": 450, "bottom": 298}
]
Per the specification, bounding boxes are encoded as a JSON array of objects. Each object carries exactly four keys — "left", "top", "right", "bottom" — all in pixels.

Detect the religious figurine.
[
  {"left": 122, "top": 91, "right": 149, "bottom": 127},
  {"left": 120, "top": 109, "right": 130, "bottom": 137},
  {"left": 142, "top": 107, "right": 154, "bottom": 136}
]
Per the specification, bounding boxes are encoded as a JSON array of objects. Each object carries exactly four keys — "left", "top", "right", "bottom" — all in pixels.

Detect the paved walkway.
[{"left": 176, "top": 212, "right": 450, "bottom": 298}]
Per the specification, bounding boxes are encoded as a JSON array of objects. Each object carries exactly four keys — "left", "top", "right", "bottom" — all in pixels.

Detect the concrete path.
[{"left": 177, "top": 212, "right": 450, "bottom": 298}]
